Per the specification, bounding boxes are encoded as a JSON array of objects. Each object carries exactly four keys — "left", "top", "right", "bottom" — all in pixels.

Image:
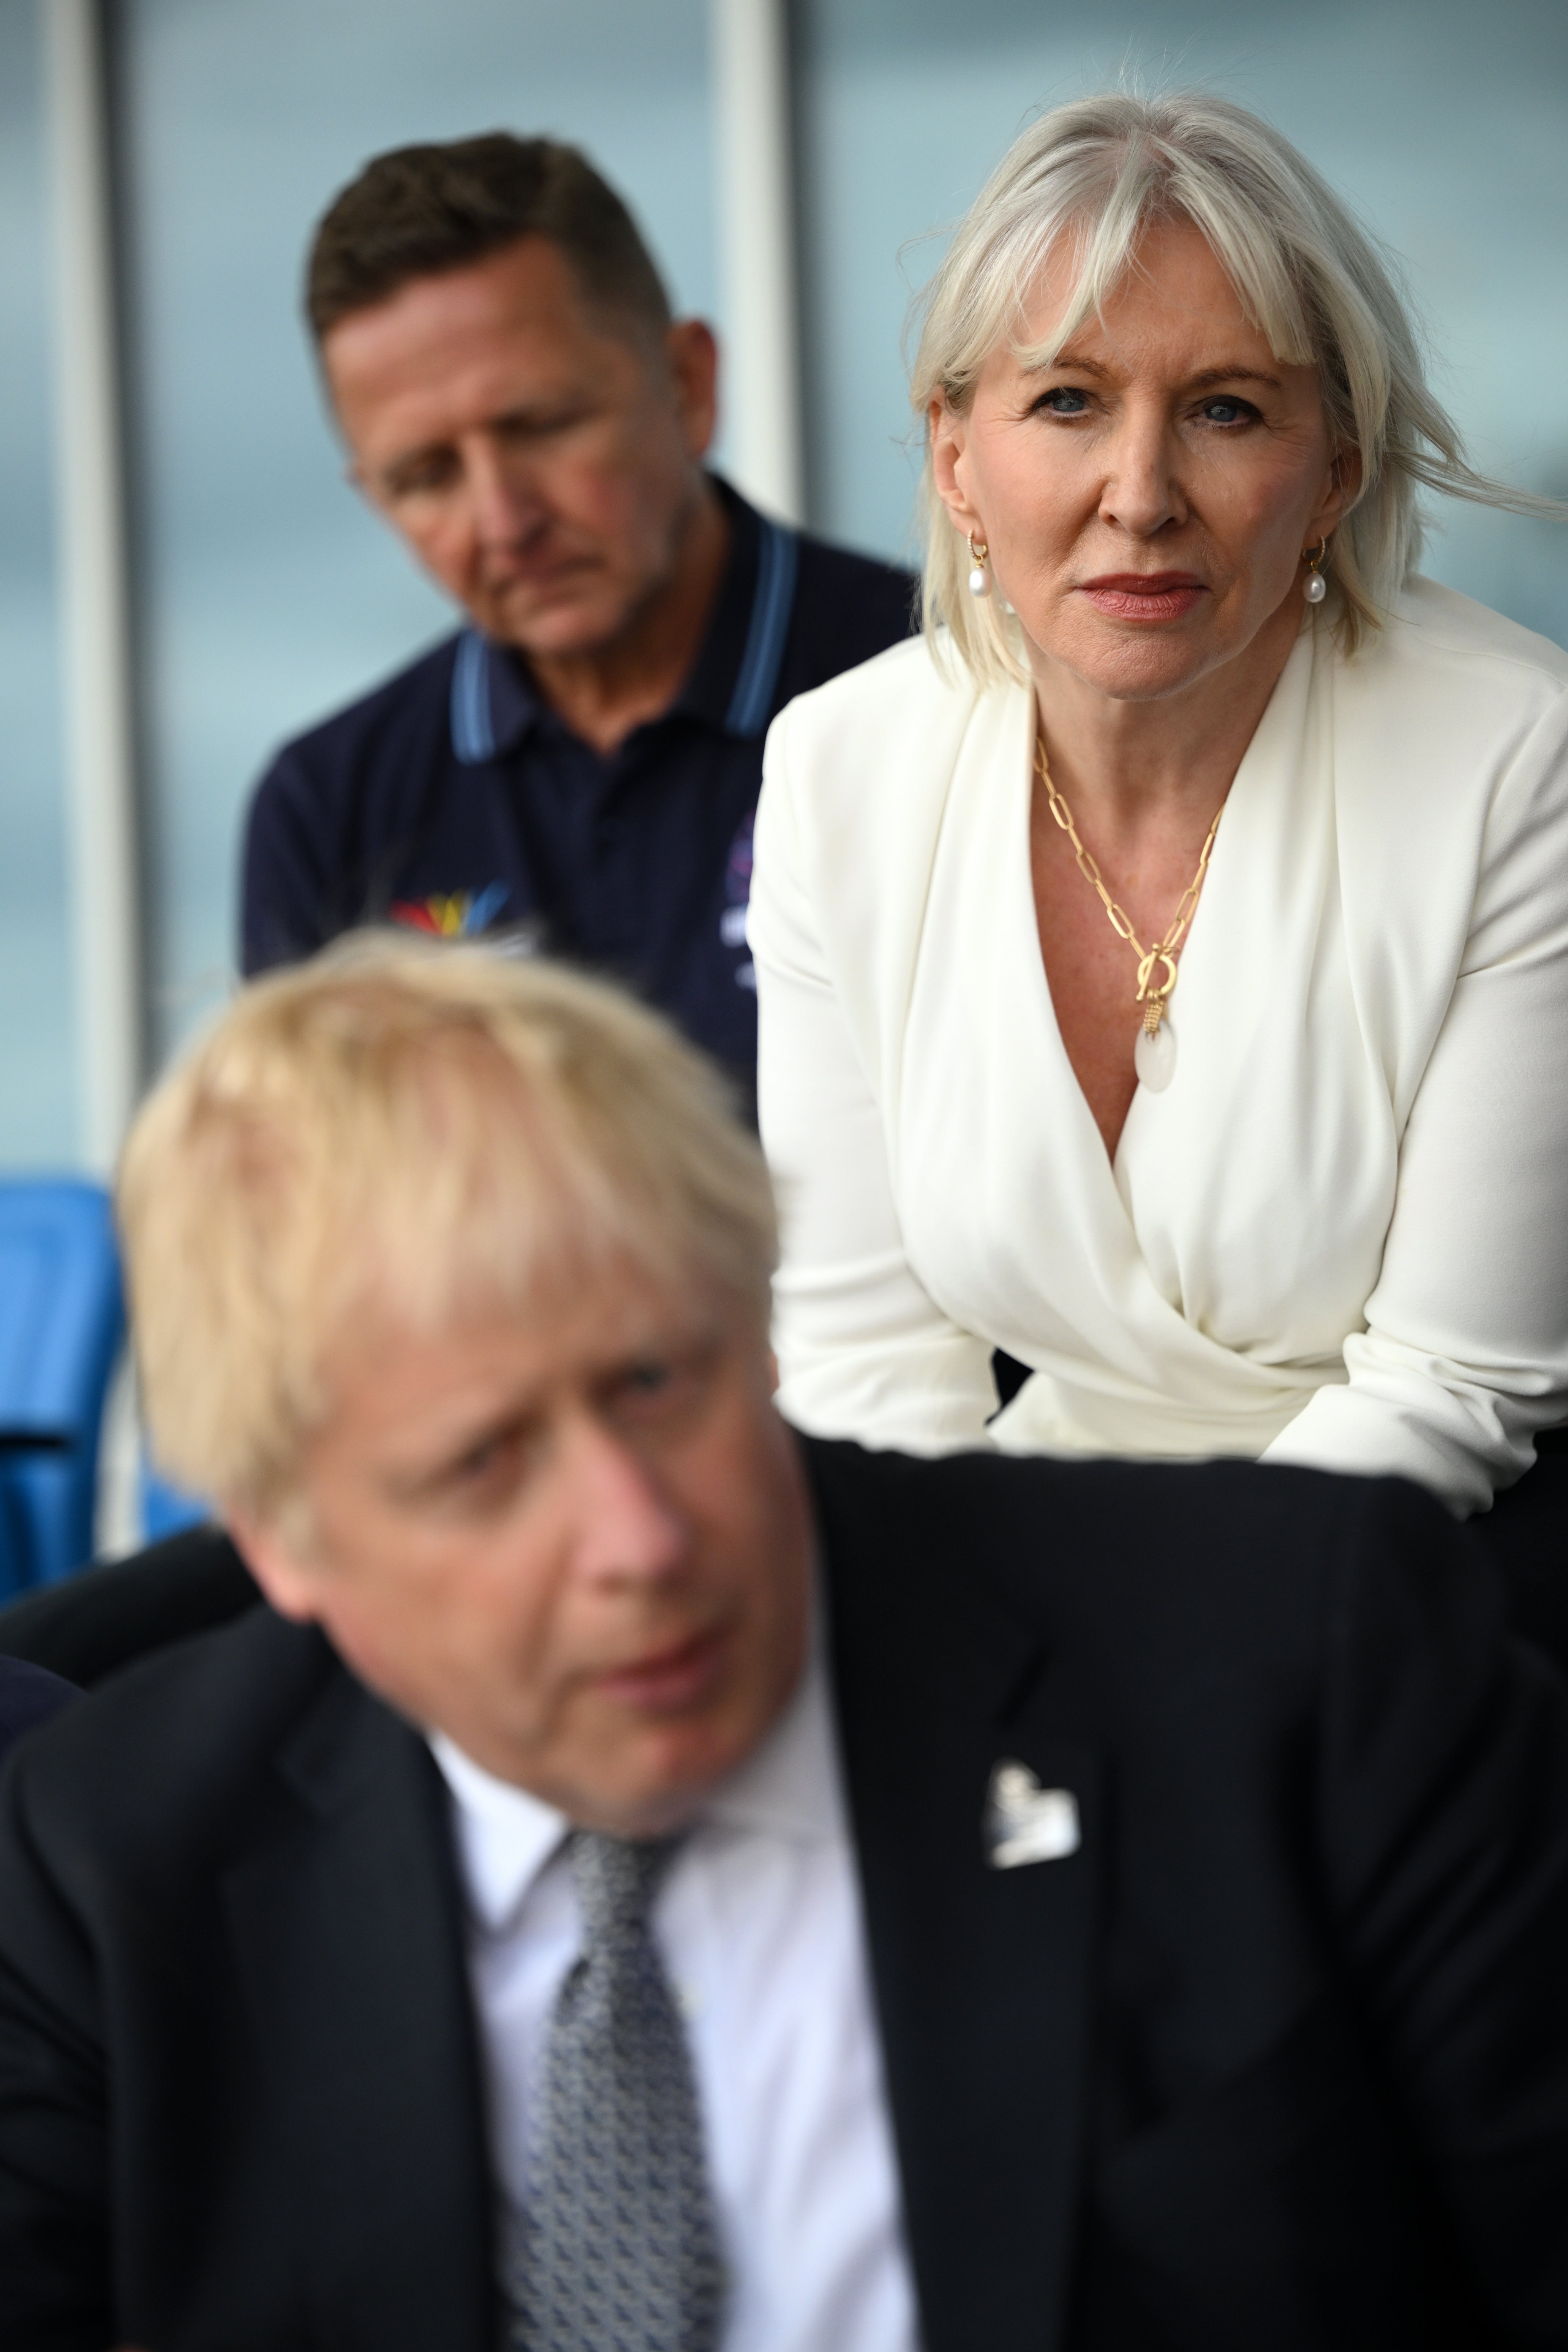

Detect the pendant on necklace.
[{"left": 1134, "top": 1005, "right": 1177, "bottom": 1092}]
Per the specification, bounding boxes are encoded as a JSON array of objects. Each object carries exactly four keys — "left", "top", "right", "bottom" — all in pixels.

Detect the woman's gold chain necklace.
[{"left": 1034, "top": 738, "right": 1224, "bottom": 1038}]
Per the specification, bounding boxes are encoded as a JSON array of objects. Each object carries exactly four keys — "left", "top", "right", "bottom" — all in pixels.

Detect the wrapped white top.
[{"left": 750, "top": 581, "right": 1568, "bottom": 1514}]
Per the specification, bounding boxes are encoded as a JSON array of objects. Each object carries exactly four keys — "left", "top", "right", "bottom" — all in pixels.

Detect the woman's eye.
[
  {"left": 1036, "top": 386, "right": 1091, "bottom": 417},
  {"left": 1198, "top": 396, "right": 1259, "bottom": 426}
]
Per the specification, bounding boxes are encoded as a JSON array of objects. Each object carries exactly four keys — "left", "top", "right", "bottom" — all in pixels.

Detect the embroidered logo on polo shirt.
[{"left": 390, "top": 882, "right": 512, "bottom": 940}]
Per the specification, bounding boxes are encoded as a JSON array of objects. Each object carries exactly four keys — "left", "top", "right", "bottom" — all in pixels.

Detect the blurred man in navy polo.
[{"left": 242, "top": 134, "right": 915, "bottom": 1105}]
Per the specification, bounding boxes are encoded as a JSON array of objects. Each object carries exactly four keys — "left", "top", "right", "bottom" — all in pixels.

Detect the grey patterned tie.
[{"left": 510, "top": 1830, "right": 727, "bottom": 2351}]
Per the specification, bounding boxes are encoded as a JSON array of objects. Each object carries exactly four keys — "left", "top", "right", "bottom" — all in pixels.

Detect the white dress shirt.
[
  {"left": 430, "top": 1659, "right": 921, "bottom": 2352},
  {"left": 749, "top": 579, "right": 1568, "bottom": 1513}
]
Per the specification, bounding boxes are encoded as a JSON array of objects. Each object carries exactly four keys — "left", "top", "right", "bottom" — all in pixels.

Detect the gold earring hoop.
[
  {"left": 1302, "top": 538, "right": 1329, "bottom": 605},
  {"left": 967, "top": 531, "right": 991, "bottom": 599}
]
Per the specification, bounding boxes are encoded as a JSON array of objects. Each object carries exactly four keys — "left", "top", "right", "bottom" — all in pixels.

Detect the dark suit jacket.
[
  {"left": 0, "top": 1656, "right": 76, "bottom": 1761},
  {"left": 1, "top": 1442, "right": 1565, "bottom": 2352}
]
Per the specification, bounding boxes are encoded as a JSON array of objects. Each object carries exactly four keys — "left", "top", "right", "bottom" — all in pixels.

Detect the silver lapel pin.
[{"left": 983, "top": 1760, "right": 1081, "bottom": 1870}]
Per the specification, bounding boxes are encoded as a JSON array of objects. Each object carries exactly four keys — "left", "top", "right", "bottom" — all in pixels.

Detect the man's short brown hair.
[{"left": 306, "top": 133, "right": 673, "bottom": 343}]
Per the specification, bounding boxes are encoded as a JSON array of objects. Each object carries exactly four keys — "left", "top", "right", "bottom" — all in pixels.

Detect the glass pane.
[
  {"left": 0, "top": 0, "right": 76, "bottom": 1167},
  {"left": 796, "top": 0, "right": 1568, "bottom": 650},
  {"left": 118, "top": 0, "right": 717, "bottom": 1064}
]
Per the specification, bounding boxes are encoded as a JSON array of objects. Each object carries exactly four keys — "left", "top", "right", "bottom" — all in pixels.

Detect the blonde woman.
[{"left": 750, "top": 91, "right": 1568, "bottom": 1515}]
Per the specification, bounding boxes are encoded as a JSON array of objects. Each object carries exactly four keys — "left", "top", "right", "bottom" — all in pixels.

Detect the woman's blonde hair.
[
  {"left": 117, "top": 934, "right": 777, "bottom": 1522},
  {"left": 913, "top": 89, "right": 1555, "bottom": 681}
]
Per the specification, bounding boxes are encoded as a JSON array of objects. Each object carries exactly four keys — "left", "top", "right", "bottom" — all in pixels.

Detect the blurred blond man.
[{"left": 1, "top": 936, "right": 1566, "bottom": 2352}]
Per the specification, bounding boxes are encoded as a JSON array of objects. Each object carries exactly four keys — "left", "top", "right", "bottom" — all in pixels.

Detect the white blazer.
[{"left": 749, "top": 580, "right": 1568, "bottom": 1513}]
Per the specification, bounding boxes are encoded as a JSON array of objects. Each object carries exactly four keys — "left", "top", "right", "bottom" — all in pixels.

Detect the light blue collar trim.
[
  {"left": 450, "top": 628, "right": 497, "bottom": 764},
  {"left": 724, "top": 516, "right": 799, "bottom": 738}
]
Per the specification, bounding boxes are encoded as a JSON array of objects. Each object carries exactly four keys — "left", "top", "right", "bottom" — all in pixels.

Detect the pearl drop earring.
[
  {"left": 1302, "top": 538, "right": 1329, "bottom": 605},
  {"left": 967, "top": 532, "right": 991, "bottom": 597}
]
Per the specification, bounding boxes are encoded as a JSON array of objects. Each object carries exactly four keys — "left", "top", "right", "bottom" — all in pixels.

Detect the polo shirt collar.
[
  {"left": 673, "top": 477, "right": 800, "bottom": 738},
  {"left": 448, "top": 475, "right": 799, "bottom": 767},
  {"left": 449, "top": 624, "right": 542, "bottom": 765}
]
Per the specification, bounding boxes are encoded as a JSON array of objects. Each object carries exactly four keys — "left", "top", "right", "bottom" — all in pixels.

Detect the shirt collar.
[
  {"left": 430, "top": 1645, "right": 841, "bottom": 1938},
  {"left": 447, "top": 475, "right": 797, "bottom": 766}
]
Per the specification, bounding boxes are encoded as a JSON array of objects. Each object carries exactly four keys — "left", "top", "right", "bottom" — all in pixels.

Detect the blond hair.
[
  {"left": 913, "top": 89, "right": 1559, "bottom": 683},
  {"left": 118, "top": 935, "right": 777, "bottom": 1520}
]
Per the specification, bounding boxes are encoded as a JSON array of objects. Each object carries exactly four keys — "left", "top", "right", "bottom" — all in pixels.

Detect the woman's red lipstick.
[{"left": 1079, "top": 572, "right": 1206, "bottom": 622}]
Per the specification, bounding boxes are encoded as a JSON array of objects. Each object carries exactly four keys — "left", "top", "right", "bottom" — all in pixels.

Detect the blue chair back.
[
  {"left": 0, "top": 1472, "right": 30, "bottom": 1596},
  {"left": 0, "top": 1180, "right": 125, "bottom": 1593}
]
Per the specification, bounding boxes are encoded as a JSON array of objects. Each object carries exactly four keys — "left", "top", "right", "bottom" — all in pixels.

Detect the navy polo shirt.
[{"left": 242, "top": 479, "right": 917, "bottom": 1099}]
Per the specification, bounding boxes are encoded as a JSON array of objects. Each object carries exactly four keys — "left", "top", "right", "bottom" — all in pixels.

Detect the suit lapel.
[
  {"left": 815, "top": 1440, "right": 1102, "bottom": 2352},
  {"left": 223, "top": 1663, "right": 496, "bottom": 2352}
]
